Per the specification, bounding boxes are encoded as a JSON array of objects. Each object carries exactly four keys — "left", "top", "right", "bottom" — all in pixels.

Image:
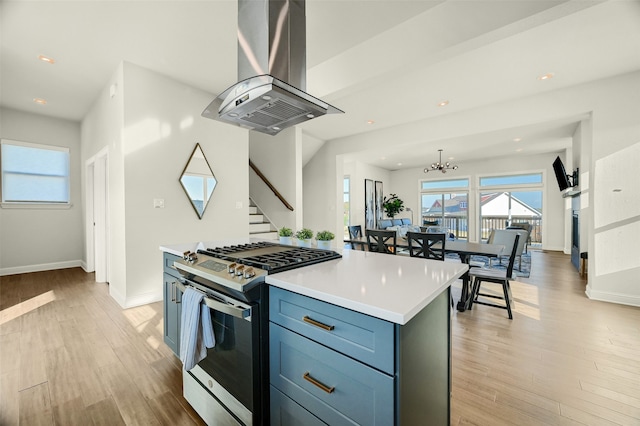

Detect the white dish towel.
[{"left": 180, "top": 287, "right": 216, "bottom": 371}]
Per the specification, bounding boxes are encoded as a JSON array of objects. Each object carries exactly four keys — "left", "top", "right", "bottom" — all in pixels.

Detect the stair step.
[
  {"left": 249, "top": 206, "right": 258, "bottom": 214},
  {"left": 250, "top": 223, "right": 272, "bottom": 233},
  {"left": 251, "top": 231, "right": 278, "bottom": 240},
  {"left": 250, "top": 214, "right": 264, "bottom": 224}
]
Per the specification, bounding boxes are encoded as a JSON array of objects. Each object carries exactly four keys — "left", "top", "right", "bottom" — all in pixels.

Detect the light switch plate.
[
  {"left": 154, "top": 198, "right": 165, "bottom": 208},
  {"left": 236, "top": 201, "right": 243, "bottom": 209}
]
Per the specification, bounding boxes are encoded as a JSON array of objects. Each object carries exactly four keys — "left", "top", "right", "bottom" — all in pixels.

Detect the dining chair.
[
  {"left": 366, "top": 229, "right": 397, "bottom": 255},
  {"left": 487, "top": 229, "right": 517, "bottom": 267},
  {"left": 348, "top": 225, "right": 365, "bottom": 251},
  {"left": 406, "top": 232, "right": 455, "bottom": 308},
  {"left": 468, "top": 234, "right": 520, "bottom": 319},
  {"left": 505, "top": 228, "right": 528, "bottom": 270},
  {"left": 406, "top": 232, "right": 446, "bottom": 261}
]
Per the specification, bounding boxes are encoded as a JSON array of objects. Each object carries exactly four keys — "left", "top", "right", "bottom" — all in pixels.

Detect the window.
[
  {"left": 1, "top": 139, "right": 70, "bottom": 204},
  {"left": 343, "top": 176, "right": 350, "bottom": 237},
  {"left": 420, "top": 178, "right": 469, "bottom": 240},
  {"left": 478, "top": 172, "right": 543, "bottom": 246}
]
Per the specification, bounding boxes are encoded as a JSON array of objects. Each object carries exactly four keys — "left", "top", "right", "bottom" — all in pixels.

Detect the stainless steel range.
[{"left": 173, "top": 241, "right": 341, "bottom": 426}]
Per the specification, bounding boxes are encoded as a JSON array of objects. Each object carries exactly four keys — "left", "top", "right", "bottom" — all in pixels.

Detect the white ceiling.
[{"left": 2, "top": 0, "right": 639, "bottom": 170}]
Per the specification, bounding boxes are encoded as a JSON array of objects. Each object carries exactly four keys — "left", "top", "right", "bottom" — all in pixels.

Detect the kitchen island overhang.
[{"left": 266, "top": 248, "right": 468, "bottom": 325}]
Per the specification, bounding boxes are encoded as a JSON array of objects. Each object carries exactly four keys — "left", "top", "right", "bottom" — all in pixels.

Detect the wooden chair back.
[
  {"left": 366, "top": 229, "right": 397, "bottom": 255},
  {"left": 406, "top": 232, "right": 446, "bottom": 261}
]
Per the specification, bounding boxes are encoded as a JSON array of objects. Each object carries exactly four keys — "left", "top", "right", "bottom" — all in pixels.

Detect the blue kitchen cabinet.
[
  {"left": 163, "top": 252, "right": 183, "bottom": 357},
  {"left": 269, "top": 286, "right": 451, "bottom": 425}
]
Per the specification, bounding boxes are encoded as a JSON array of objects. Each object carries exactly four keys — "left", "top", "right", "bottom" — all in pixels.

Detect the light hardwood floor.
[{"left": 0, "top": 251, "right": 638, "bottom": 425}]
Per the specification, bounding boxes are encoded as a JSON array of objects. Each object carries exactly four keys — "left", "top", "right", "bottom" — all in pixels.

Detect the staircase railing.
[{"left": 249, "top": 159, "right": 294, "bottom": 211}]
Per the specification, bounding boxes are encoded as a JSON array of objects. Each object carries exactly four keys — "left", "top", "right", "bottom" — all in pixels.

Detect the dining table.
[{"left": 343, "top": 236, "right": 505, "bottom": 312}]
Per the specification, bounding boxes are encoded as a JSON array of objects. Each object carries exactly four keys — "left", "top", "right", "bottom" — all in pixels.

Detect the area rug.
[{"left": 446, "top": 253, "right": 531, "bottom": 278}]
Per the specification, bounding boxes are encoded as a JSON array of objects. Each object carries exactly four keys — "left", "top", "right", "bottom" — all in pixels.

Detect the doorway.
[{"left": 85, "top": 148, "right": 109, "bottom": 283}]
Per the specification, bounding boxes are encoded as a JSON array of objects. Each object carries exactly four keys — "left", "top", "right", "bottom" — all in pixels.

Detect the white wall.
[
  {"left": 81, "top": 61, "right": 249, "bottom": 308},
  {"left": 0, "top": 108, "right": 83, "bottom": 275},
  {"left": 586, "top": 71, "right": 640, "bottom": 305}
]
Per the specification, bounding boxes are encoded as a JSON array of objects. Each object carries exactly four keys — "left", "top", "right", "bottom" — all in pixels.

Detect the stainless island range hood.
[{"left": 202, "top": 0, "right": 343, "bottom": 135}]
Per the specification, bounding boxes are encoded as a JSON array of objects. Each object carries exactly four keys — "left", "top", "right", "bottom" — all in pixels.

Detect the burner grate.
[{"left": 200, "top": 241, "right": 341, "bottom": 273}]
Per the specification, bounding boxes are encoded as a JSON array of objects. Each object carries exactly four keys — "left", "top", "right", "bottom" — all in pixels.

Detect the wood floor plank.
[
  {"left": 18, "top": 382, "right": 53, "bottom": 425},
  {"left": 0, "top": 370, "right": 21, "bottom": 425},
  {"left": 147, "top": 391, "right": 199, "bottom": 426},
  {"left": 51, "top": 396, "right": 92, "bottom": 426},
  {"left": 85, "top": 397, "right": 126, "bottom": 426},
  {"left": 97, "top": 361, "right": 162, "bottom": 425}
]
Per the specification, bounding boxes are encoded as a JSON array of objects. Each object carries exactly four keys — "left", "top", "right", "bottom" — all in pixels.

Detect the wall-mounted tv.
[{"left": 552, "top": 156, "right": 572, "bottom": 191}]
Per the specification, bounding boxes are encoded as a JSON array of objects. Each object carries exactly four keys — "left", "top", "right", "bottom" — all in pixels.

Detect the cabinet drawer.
[
  {"left": 163, "top": 252, "right": 181, "bottom": 278},
  {"left": 269, "top": 287, "right": 395, "bottom": 374},
  {"left": 270, "top": 323, "right": 394, "bottom": 426},
  {"left": 271, "top": 385, "right": 327, "bottom": 426}
]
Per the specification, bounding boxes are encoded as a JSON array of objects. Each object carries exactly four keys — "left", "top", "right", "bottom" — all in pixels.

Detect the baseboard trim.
[
  {"left": 123, "top": 291, "right": 163, "bottom": 309},
  {"left": 0, "top": 260, "right": 83, "bottom": 277},
  {"left": 585, "top": 285, "right": 640, "bottom": 307}
]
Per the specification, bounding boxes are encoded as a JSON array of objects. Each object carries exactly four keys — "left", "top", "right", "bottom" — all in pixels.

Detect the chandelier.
[{"left": 424, "top": 149, "right": 458, "bottom": 174}]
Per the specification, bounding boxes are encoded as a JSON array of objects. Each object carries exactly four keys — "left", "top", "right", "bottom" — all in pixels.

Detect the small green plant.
[
  {"left": 278, "top": 227, "right": 293, "bottom": 237},
  {"left": 383, "top": 194, "right": 405, "bottom": 218},
  {"left": 295, "top": 228, "right": 314, "bottom": 240},
  {"left": 316, "top": 230, "right": 335, "bottom": 241}
]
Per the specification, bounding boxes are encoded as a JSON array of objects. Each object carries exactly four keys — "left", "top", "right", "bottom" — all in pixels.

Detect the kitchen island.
[
  {"left": 267, "top": 248, "right": 467, "bottom": 425},
  {"left": 160, "top": 241, "right": 467, "bottom": 425}
]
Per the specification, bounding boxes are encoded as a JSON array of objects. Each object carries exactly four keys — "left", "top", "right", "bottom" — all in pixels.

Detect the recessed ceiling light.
[
  {"left": 33, "top": 98, "right": 47, "bottom": 105},
  {"left": 516, "top": 148, "right": 523, "bottom": 152},
  {"left": 513, "top": 137, "right": 522, "bottom": 142},
  {"left": 367, "top": 120, "right": 375, "bottom": 125},
  {"left": 437, "top": 100, "right": 449, "bottom": 107},
  {"left": 537, "top": 72, "right": 554, "bottom": 81},
  {"left": 380, "top": 156, "right": 386, "bottom": 160},
  {"left": 397, "top": 162, "right": 402, "bottom": 166},
  {"left": 38, "top": 55, "right": 55, "bottom": 64}
]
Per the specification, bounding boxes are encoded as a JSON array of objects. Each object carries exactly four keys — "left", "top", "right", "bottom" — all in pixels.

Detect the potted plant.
[
  {"left": 383, "top": 194, "right": 405, "bottom": 218},
  {"left": 278, "top": 227, "right": 293, "bottom": 245},
  {"left": 295, "top": 228, "right": 314, "bottom": 247},
  {"left": 315, "top": 230, "right": 335, "bottom": 250}
]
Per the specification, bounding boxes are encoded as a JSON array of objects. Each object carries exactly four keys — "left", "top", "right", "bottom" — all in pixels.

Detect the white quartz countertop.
[
  {"left": 266, "top": 249, "right": 467, "bottom": 325},
  {"left": 160, "top": 240, "right": 467, "bottom": 325}
]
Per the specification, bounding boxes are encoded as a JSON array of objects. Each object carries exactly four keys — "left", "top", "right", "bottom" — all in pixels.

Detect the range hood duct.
[{"left": 202, "top": 0, "right": 343, "bottom": 135}]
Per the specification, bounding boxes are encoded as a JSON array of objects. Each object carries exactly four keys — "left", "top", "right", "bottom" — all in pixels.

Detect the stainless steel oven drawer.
[
  {"left": 269, "top": 287, "right": 395, "bottom": 374},
  {"left": 270, "top": 323, "right": 394, "bottom": 426}
]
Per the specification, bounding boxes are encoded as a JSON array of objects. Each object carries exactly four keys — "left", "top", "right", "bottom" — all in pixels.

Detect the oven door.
[{"left": 179, "top": 279, "right": 260, "bottom": 426}]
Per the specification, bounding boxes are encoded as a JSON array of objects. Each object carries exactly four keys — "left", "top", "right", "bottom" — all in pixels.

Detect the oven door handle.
[
  {"left": 202, "top": 297, "right": 251, "bottom": 319},
  {"left": 175, "top": 281, "right": 251, "bottom": 320}
]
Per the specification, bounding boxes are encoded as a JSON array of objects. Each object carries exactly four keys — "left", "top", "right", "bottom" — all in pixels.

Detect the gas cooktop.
[
  {"left": 173, "top": 241, "right": 341, "bottom": 301},
  {"left": 199, "top": 241, "right": 341, "bottom": 274}
]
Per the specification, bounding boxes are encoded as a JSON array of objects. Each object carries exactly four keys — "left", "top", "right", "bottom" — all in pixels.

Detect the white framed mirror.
[{"left": 180, "top": 143, "right": 217, "bottom": 219}]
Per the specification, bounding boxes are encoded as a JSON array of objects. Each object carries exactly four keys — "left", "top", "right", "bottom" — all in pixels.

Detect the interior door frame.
[{"left": 85, "top": 147, "right": 109, "bottom": 283}]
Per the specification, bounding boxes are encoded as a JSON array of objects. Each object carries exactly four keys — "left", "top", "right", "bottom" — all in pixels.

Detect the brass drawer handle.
[
  {"left": 302, "top": 316, "right": 335, "bottom": 331},
  {"left": 303, "top": 372, "right": 335, "bottom": 394}
]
